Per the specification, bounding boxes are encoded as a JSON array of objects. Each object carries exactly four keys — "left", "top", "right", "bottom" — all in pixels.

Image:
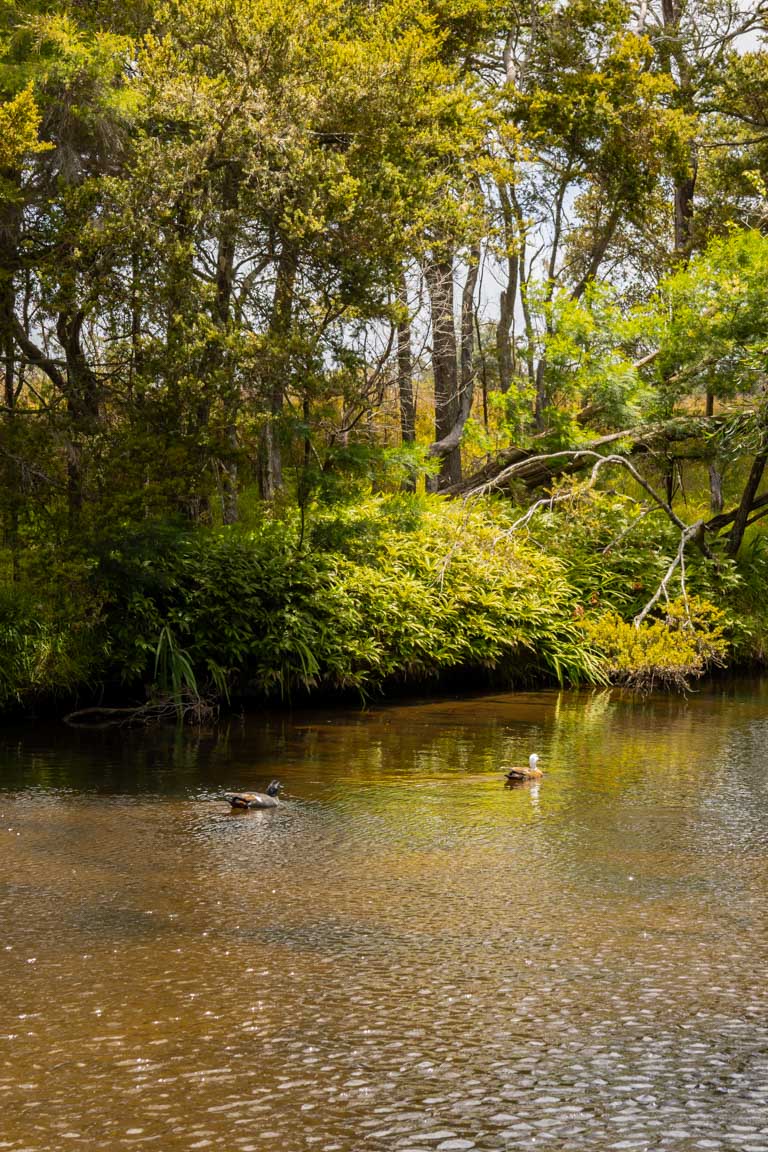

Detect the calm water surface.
[{"left": 2, "top": 683, "right": 768, "bottom": 1151}]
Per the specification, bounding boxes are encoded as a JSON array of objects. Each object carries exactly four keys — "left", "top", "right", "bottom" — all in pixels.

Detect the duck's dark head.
[{"left": 266, "top": 780, "right": 282, "bottom": 797}]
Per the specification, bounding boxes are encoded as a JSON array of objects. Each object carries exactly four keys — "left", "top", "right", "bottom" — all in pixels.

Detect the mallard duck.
[
  {"left": 224, "top": 780, "right": 282, "bottom": 809},
  {"left": 504, "top": 754, "right": 543, "bottom": 784}
]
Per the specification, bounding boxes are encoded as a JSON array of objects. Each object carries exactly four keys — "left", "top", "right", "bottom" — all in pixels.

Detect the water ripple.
[{"left": 2, "top": 685, "right": 768, "bottom": 1149}]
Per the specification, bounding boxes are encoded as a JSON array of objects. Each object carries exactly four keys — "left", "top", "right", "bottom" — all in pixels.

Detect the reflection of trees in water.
[
  {"left": 4, "top": 685, "right": 768, "bottom": 866},
  {"left": 542, "top": 687, "right": 768, "bottom": 902},
  {"left": 548, "top": 687, "right": 734, "bottom": 786},
  {"left": 0, "top": 718, "right": 246, "bottom": 794}
]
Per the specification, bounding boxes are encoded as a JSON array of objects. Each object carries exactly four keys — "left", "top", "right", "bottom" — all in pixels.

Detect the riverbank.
[{"left": 2, "top": 491, "right": 763, "bottom": 719}]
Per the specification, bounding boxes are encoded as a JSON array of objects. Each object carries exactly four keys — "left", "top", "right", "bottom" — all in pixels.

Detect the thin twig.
[
  {"left": 601, "top": 505, "right": 657, "bottom": 554},
  {"left": 633, "top": 521, "right": 705, "bottom": 628}
]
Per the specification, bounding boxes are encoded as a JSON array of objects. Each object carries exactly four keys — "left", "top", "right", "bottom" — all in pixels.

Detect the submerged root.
[{"left": 64, "top": 691, "right": 218, "bottom": 728}]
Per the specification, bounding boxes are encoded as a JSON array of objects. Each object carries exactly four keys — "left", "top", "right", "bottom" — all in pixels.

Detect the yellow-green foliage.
[
  {"left": 97, "top": 494, "right": 609, "bottom": 703},
  {"left": 584, "top": 596, "right": 728, "bottom": 691},
  {"left": 0, "top": 85, "right": 52, "bottom": 168},
  {"left": 318, "top": 497, "right": 608, "bottom": 689}
]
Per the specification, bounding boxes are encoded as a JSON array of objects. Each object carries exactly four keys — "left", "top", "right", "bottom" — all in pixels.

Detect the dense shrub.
[
  {"left": 101, "top": 497, "right": 607, "bottom": 701},
  {"left": 0, "top": 489, "right": 763, "bottom": 712}
]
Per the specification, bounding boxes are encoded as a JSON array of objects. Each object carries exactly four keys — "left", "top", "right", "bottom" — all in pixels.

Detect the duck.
[
  {"left": 224, "top": 780, "right": 282, "bottom": 809},
  {"left": 504, "top": 754, "right": 543, "bottom": 784}
]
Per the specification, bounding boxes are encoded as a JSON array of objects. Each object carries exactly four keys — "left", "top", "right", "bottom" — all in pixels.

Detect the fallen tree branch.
[
  {"left": 63, "top": 706, "right": 143, "bottom": 728},
  {"left": 445, "top": 415, "right": 725, "bottom": 498},
  {"left": 465, "top": 448, "right": 714, "bottom": 555}
]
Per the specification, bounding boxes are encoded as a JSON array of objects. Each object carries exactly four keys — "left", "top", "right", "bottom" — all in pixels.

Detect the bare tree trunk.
[
  {"left": 425, "top": 247, "right": 481, "bottom": 475},
  {"left": 708, "top": 461, "right": 723, "bottom": 515},
  {"left": 510, "top": 188, "right": 539, "bottom": 424},
  {"left": 660, "top": 0, "right": 697, "bottom": 258},
  {"left": 674, "top": 163, "right": 697, "bottom": 254},
  {"left": 727, "top": 445, "right": 768, "bottom": 557},
  {"left": 396, "top": 268, "right": 416, "bottom": 492},
  {"left": 259, "top": 243, "right": 296, "bottom": 500},
  {"left": 165, "top": 198, "right": 194, "bottom": 370},
  {"left": 184, "top": 166, "right": 241, "bottom": 524},
  {"left": 0, "top": 234, "right": 19, "bottom": 573},
  {"left": 534, "top": 358, "right": 547, "bottom": 430},
  {"left": 665, "top": 457, "right": 676, "bottom": 506},
  {"left": 56, "top": 303, "right": 102, "bottom": 528},
  {"left": 397, "top": 268, "right": 415, "bottom": 445},
  {"left": 475, "top": 312, "right": 489, "bottom": 430},
  {"left": 2, "top": 304, "right": 13, "bottom": 412},
  {"left": 424, "top": 252, "right": 461, "bottom": 489},
  {"left": 164, "top": 197, "right": 207, "bottom": 520},
  {"left": 460, "top": 242, "right": 481, "bottom": 405},
  {"left": 495, "top": 182, "right": 518, "bottom": 394}
]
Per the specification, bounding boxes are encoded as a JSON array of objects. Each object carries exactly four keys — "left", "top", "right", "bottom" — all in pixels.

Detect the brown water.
[{"left": 2, "top": 684, "right": 768, "bottom": 1152}]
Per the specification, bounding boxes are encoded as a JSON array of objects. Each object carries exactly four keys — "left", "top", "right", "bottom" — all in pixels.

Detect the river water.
[{"left": 2, "top": 683, "right": 768, "bottom": 1151}]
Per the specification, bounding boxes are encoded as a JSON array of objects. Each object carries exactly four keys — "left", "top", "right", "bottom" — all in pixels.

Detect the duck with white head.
[{"left": 504, "top": 754, "right": 543, "bottom": 784}]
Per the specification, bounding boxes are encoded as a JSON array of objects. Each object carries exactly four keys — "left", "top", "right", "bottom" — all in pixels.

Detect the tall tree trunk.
[
  {"left": 0, "top": 203, "right": 19, "bottom": 572},
  {"left": 0, "top": 169, "right": 20, "bottom": 415},
  {"left": 460, "top": 241, "right": 481, "bottom": 412},
  {"left": 510, "top": 188, "right": 539, "bottom": 424},
  {"left": 396, "top": 268, "right": 416, "bottom": 492},
  {"left": 55, "top": 303, "right": 101, "bottom": 528},
  {"left": 215, "top": 164, "right": 240, "bottom": 524},
  {"left": 532, "top": 170, "right": 572, "bottom": 431},
  {"left": 475, "top": 312, "right": 489, "bottom": 430},
  {"left": 660, "top": 0, "right": 697, "bottom": 258},
  {"left": 674, "top": 156, "right": 697, "bottom": 255},
  {"left": 259, "top": 243, "right": 296, "bottom": 500},
  {"left": 165, "top": 198, "right": 194, "bottom": 370},
  {"left": 164, "top": 198, "right": 205, "bottom": 520},
  {"left": 424, "top": 252, "right": 461, "bottom": 489},
  {"left": 11, "top": 302, "right": 74, "bottom": 540},
  {"left": 184, "top": 166, "right": 240, "bottom": 525},
  {"left": 708, "top": 459, "right": 724, "bottom": 516},
  {"left": 425, "top": 247, "right": 481, "bottom": 481},
  {"left": 397, "top": 268, "right": 415, "bottom": 445},
  {"left": 495, "top": 182, "right": 517, "bottom": 394}
]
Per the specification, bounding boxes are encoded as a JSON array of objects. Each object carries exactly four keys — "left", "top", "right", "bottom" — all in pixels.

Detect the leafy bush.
[
  {"left": 2, "top": 484, "right": 767, "bottom": 714},
  {"left": 97, "top": 496, "right": 608, "bottom": 701},
  {"left": 583, "top": 596, "right": 728, "bottom": 692}
]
